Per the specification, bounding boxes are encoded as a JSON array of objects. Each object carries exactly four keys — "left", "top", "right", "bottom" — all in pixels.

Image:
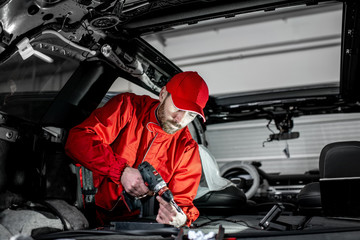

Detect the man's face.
[{"left": 157, "top": 90, "right": 197, "bottom": 134}]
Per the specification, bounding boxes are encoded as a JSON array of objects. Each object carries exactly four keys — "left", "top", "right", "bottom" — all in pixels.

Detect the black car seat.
[
  {"left": 193, "top": 144, "right": 247, "bottom": 215},
  {"left": 297, "top": 141, "right": 360, "bottom": 215}
]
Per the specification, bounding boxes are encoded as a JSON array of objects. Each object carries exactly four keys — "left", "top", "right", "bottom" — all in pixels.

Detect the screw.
[{"left": 6, "top": 131, "right": 13, "bottom": 139}]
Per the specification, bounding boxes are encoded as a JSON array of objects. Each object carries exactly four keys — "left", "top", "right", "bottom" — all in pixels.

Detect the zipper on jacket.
[{"left": 141, "top": 133, "right": 158, "bottom": 163}]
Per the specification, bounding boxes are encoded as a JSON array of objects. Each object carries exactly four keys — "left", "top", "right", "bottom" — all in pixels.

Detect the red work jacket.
[{"left": 65, "top": 93, "right": 201, "bottom": 226}]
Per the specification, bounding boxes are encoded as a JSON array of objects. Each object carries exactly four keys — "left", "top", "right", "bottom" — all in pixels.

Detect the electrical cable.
[
  {"left": 263, "top": 119, "right": 276, "bottom": 146},
  {"left": 41, "top": 30, "right": 97, "bottom": 56},
  {"left": 266, "top": 119, "right": 275, "bottom": 134}
]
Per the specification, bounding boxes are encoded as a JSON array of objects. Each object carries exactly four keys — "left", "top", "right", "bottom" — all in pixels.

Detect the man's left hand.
[{"left": 155, "top": 196, "right": 187, "bottom": 228}]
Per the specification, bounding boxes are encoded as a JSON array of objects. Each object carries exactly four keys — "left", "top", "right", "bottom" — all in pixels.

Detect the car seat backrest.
[{"left": 319, "top": 141, "right": 360, "bottom": 178}]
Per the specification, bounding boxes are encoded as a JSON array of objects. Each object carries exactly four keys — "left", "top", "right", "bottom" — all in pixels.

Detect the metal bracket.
[
  {"left": 0, "top": 126, "right": 18, "bottom": 142},
  {"left": 42, "top": 126, "right": 64, "bottom": 143}
]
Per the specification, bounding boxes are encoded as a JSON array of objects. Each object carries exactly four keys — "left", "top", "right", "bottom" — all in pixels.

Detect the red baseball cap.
[{"left": 166, "top": 71, "right": 209, "bottom": 122}]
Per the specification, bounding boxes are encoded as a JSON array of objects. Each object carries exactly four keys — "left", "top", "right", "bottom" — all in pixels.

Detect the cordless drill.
[
  {"left": 138, "top": 161, "right": 183, "bottom": 215},
  {"left": 122, "top": 161, "right": 183, "bottom": 215}
]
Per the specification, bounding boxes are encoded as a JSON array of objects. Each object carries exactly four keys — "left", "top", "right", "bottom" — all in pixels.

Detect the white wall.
[
  {"left": 206, "top": 113, "right": 360, "bottom": 174},
  {"left": 143, "top": 3, "right": 342, "bottom": 95}
]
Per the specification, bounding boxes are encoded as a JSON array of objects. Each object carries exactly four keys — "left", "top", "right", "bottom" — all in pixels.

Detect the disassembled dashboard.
[{"left": 221, "top": 161, "right": 319, "bottom": 209}]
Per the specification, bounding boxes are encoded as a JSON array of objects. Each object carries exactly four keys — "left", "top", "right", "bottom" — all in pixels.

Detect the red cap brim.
[{"left": 171, "top": 95, "right": 206, "bottom": 122}]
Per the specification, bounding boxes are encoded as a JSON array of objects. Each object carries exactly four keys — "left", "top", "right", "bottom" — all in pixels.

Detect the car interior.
[{"left": 0, "top": 0, "right": 360, "bottom": 239}]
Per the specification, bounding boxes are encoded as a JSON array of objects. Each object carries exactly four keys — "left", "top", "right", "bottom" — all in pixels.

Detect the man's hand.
[
  {"left": 120, "top": 167, "right": 150, "bottom": 197},
  {"left": 156, "top": 196, "right": 187, "bottom": 228}
]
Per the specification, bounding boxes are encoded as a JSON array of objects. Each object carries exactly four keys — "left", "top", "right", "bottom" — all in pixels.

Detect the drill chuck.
[{"left": 154, "top": 181, "right": 167, "bottom": 193}]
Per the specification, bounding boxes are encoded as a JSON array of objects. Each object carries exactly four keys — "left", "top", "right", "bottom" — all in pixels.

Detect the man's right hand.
[{"left": 120, "top": 166, "right": 150, "bottom": 197}]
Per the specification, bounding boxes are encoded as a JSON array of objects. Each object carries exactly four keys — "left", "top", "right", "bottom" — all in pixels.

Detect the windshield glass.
[{"left": 0, "top": 52, "right": 79, "bottom": 123}]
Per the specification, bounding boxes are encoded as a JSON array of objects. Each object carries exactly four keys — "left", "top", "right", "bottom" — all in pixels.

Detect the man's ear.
[{"left": 159, "top": 86, "right": 167, "bottom": 103}]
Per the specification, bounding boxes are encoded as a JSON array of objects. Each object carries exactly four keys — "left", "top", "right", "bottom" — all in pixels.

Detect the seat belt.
[{"left": 81, "top": 166, "right": 97, "bottom": 205}]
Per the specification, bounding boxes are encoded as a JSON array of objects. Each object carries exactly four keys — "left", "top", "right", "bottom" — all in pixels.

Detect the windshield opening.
[
  {"left": 0, "top": 52, "right": 79, "bottom": 123},
  {"left": 143, "top": 2, "right": 343, "bottom": 95}
]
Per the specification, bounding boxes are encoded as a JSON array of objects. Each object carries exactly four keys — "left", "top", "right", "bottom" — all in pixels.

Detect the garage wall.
[
  {"left": 205, "top": 113, "right": 360, "bottom": 174},
  {"left": 143, "top": 3, "right": 343, "bottom": 95}
]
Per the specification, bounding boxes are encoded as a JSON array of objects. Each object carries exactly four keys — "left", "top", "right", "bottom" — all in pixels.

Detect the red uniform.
[{"left": 65, "top": 92, "right": 201, "bottom": 226}]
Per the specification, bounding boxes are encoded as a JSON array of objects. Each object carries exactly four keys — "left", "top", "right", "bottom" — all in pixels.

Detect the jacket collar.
[{"left": 146, "top": 102, "right": 178, "bottom": 136}]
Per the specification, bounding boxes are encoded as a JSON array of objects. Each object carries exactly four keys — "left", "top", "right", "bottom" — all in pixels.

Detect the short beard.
[{"left": 157, "top": 96, "right": 182, "bottom": 134}]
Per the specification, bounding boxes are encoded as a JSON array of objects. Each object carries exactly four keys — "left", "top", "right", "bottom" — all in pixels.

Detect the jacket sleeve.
[
  {"left": 65, "top": 94, "right": 133, "bottom": 186},
  {"left": 168, "top": 143, "right": 202, "bottom": 226}
]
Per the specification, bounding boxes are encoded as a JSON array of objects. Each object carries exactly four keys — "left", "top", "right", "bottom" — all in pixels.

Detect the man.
[{"left": 65, "top": 71, "right": 209, "bottom": 227}]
